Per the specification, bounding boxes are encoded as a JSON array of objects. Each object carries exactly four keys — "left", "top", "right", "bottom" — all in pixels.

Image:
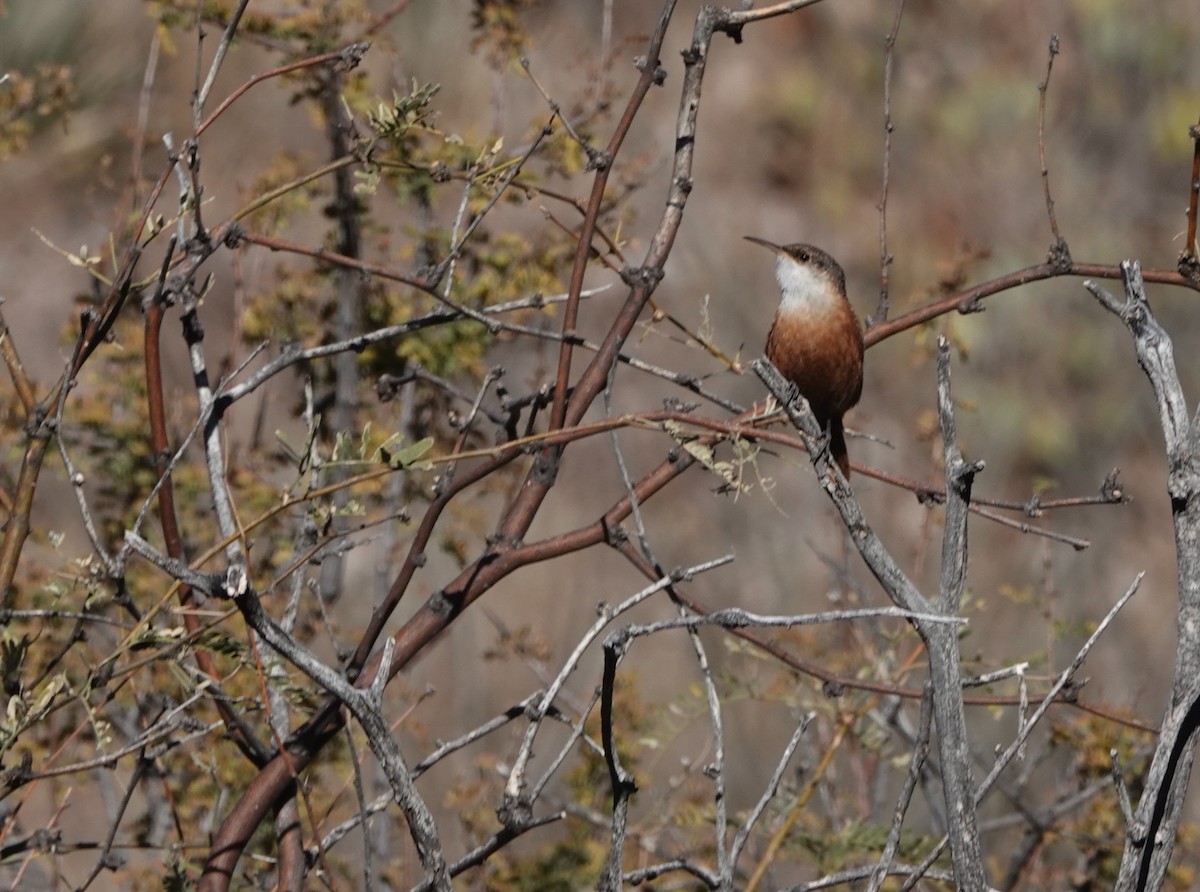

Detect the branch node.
[
  {"left": 619, "top": 265, "right": 664, "bottom": 289},
  {"left": 822, "top": 680, "right": 846, "bottom": 698},
  {"left": 222, "top": 223, "right": 245, "bottom": 249},
  {"left": 915, "top": 488, "right": 945, "bottom": 506},
  {"left": 956, "top": 295, "right": 986, "bottom": 315},
  {"left": 1047, "top": 237, "right": 1072, "bottom": 271},
  {"left": 497, "top": 794, "right": 533, "bottom": 831},
  {"left": 633, "top": 55, "right": 666, "bottom": 85},
  {"left": 1023, "top": 493, "right": 1043, "bottom": 518},
  {"left": 1179, "top": 250, "right": 1200, "bottom": 287},
  {"left": 1100, "top": 467, "right": 1128, "bottom": 503},
  {"left": 336, "top": 41, "right": 370, "bottom": 72},
  {"left": 588, "top": 150, "right": 613, "bottom": 173},
  {"left": 223, "top": 563, "right": 250, "bottom": 600}
]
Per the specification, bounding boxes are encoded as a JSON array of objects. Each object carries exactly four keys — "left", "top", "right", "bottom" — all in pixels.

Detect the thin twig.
[
  {"left": 194, "top": 0, "right": 251, "bottom": 119},
  {"left": 1037, "top": 34, "right": 1069, "bottom": 265},
  {"left": 867, "top": 688, "right": 933, "bottom": 892},
  {"left": 865, "top": 260, "right": 1197, "bottom": 348},
  {"left": 0, "top": 307, "right": 35, "bottom": 416},
  {"left": 870, "top": 0, "right": 905, "bottom": 326},
  {"left": 504, "top": 556, "right": 733, "bottom": 811},
  {"left": 1182, "top": 117, "right": 1200, "bottom": 277},
  {"left": 729, "top": 713, "right": 814, "bottom": 872},
  {"left": 197, "top": 42, "right": 368, "bottom": 138}
]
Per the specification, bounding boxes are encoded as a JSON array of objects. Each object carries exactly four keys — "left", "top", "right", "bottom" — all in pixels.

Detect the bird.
[{"left": 745, "top": 237, "right": 864, "bottom": 478}]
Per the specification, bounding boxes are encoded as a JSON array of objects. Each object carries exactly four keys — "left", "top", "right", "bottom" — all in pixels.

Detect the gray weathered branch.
[{"left": 1087, "top": 262, "right": 1200, "bottom": 891}]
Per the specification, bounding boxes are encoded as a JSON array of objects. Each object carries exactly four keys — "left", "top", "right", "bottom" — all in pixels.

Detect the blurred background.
[{"left": 3, "top": 0, "right": 1200, "bottom": 886}]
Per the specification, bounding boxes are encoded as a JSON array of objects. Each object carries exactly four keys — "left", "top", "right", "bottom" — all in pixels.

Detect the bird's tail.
[{"left": 830, "top": 416, "right": 851, "bottom": 479}]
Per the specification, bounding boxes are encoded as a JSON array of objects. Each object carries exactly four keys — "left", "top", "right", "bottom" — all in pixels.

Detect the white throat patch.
[{"left": 774, "top": 255, "right": 836, "bottom": 314}]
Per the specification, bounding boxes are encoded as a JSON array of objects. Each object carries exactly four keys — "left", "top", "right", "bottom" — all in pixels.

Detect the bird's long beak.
[{"left": 743, "top": 235, "right": 785, "bottom": 256}]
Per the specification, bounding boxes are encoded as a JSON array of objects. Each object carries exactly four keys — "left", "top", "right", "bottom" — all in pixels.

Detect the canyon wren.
[{"left": 745, "top": 237, "right": 864, "bottom": 477}]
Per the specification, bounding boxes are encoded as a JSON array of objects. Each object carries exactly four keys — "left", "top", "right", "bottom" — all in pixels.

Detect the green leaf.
[{"left": 390, "top": 436, "right": 435, "bottom": 470}]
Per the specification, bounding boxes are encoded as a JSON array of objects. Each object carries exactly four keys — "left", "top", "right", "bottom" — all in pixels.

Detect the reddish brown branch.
[
  {"left": 0, "top": 415, "right": 52, "bottom": 607},
  {"left": 0, "top": 308, "right": 35, "bottom": 417},
  {"left": 1037, "top": 35, "right": 1067, "bottom": 258},
  {"left": 195, "top": 44, "right": 369, "bottom": 139},
  {"left": 143, "top": 240, "right": 270, "bottom": 765},
  {"left": 206, "top": 61, "right": 689, "bottom": 857},
  {"left": 547, "top": 5, "right": 676, "bottom": 431},
  {"left": 871, "top": 0, "right": 905, "bottom": 325},
  {"left": 236, "top": 231, "right": 435, "bottom": 294},
  {"left": 0, "top": 114, "right": 178, "bottom": 604},
  {"left": 361, "top": 0, "right": 415, "bottom": 38},
  {"left": 1184, "top": 116, "right": 1200, "bottom": 283},
  {"left": 198, "top": 441, "right": 696, "bottom": 888},
  {"left": 865, "top": 261, "right": 1198, "bottom": 347}
]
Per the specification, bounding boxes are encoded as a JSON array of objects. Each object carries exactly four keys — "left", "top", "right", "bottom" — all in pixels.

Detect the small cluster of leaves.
[
  {"left": 664, "top": 421, "right": 761, "bottom": 496},
  {"left": 0, "top": 640, "right": 67, "bottom": 760},
  {"left": 367, "top": 80, "right": 441, "bottom": 146},
  {"left": 0, "top": 64, "right": 75, "bottom": 159},
  {"left": 358, "top": 101, "right": 514, "bottom": 209},
  {"left": 319, "top": 423, "right": 433, "bottom": 474}
]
